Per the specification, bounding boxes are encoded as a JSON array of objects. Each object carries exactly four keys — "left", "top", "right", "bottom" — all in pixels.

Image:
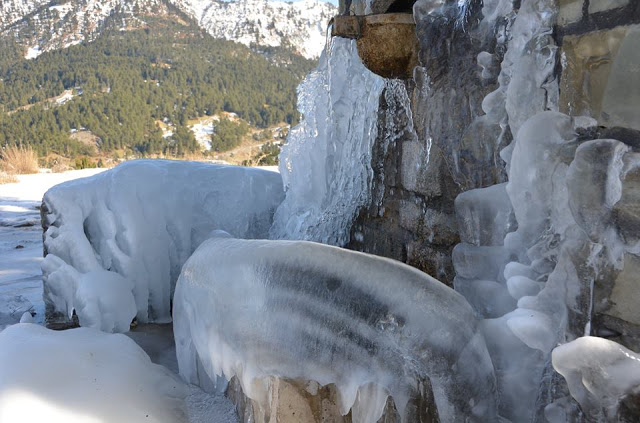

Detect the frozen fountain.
[{"left": 32, "top": 0, "right": 640, "bottom": 421}]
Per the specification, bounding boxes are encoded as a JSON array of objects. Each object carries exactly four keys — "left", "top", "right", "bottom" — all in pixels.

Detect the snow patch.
[
  {"left": 25, "top": 46, "right": 42, "bottom": 60},
  {"left": 0, "top": 323, "right": 188, "bottom": 422}
]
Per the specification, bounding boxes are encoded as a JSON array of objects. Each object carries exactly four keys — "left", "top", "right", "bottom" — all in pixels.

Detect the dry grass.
[
  {"left": 0, "top": 145, "right": 39, "bottom": 174},
  {"left": 0, "top": 170, "right": 18, "bottom": 184}
]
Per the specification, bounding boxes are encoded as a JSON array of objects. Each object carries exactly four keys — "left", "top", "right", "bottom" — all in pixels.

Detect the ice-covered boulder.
[
  {"left": 0, "top": 323, "right": 188, "bottom": 422},
  {"left": 42, "top": 160, "right": 284, "bottom": 330},
  {"left": 173, "top": 237, "right": 497, "bottom": 422}
]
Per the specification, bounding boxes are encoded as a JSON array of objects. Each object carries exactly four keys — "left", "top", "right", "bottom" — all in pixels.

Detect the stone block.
[
  {"left": 558, "top": 0, "right": 584, "bottom": 26},
  {"left": 560, "top": 25, "right": 640, "bottom": 131},
  {"left": 605, "top": 253, "right": 640, "bottom": 326},
  {"left": 401, "top": 140, "right": 443, "bottom": 198},
  {"left": 588, "top": 0, "right": 629, "bottom": 15},
  {"left": 600, "top": 26, "right": 640, "bottom": 131}
]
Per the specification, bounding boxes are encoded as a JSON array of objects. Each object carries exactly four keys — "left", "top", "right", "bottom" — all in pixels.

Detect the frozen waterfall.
[{"left": 270, "top": 37, "right": 385, "bottom": 246}]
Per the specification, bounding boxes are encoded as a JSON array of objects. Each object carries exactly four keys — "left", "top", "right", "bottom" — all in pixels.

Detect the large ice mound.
[
  {"left": 173, "top": 237, "right": 497, "bottom": 423},
  {"left": 0, "top": 323, "right": 188, "bottom": 422},
  {"left": 42, "top": 160, "right": 284, "bottom": 330}
]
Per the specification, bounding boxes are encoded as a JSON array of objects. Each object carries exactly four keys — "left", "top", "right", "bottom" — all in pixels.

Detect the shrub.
[{"left": 0, "top": 145, "right": 39, "bottom": 174}]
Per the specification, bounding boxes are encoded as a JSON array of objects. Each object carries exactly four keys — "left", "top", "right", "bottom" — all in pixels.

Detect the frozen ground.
[
  {"left": 0, "top": 168, "right": 240, "bottom": 422},
  {"left": 0, "top": 169, "right": 104, "bottom": 330}
]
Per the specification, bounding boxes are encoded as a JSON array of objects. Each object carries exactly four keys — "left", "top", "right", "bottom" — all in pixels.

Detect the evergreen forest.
[{"left": 0, "top": 16, "right": 313, "bottom": 159}]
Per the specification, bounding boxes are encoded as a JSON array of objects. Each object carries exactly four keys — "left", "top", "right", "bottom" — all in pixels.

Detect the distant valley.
[{"left": 0, "top": 0, "right": 335, "bottom": 167}]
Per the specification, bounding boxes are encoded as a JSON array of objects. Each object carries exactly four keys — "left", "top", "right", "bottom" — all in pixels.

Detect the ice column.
[
  {"left": 451, "top": 0, "right": 564, "bottom": 420},
  {"left": 270, "top": 38, "right": 385, "bottom": 246}
]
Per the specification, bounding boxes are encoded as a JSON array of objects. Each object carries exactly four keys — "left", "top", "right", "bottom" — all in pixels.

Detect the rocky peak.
[{"left": 0, "top": 0, "right": 336, "bottom": 60}]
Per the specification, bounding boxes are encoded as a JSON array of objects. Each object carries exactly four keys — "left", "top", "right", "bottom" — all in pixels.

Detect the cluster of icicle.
[
  {"left": 453, "top": 0, "right": 640, "bottom": 421},
  {"left": 42, "top": 160, "right": 283, "bottom": 330}
]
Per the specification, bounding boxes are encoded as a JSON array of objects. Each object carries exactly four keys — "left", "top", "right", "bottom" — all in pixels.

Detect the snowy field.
[{"left": 0, "top": 168, "right": 239, "bottom": 423}]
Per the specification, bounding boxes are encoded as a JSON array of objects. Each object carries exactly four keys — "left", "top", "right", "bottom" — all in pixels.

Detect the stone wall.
[{"left": 348, "top": 0, "right": 506, "bottom": 285}]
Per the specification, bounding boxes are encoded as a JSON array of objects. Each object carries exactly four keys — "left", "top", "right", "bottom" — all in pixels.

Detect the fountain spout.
[{"left": 330, "top": 13, "right": 418, "bottom": 79}]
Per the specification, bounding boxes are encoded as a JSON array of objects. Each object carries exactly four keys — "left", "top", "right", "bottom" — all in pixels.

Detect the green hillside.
[{"left": 0, "top": 16, "right": 313, "bottom": 158}]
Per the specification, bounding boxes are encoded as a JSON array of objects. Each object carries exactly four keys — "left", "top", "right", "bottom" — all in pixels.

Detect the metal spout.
[{"left": 330, "top": 13, "right": 418, "bottom": 79}]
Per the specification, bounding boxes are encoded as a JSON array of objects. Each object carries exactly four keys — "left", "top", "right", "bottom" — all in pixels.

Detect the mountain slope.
[
  {"left": 175, "top": 0, "right": 334, "bottom": 59},
  {"left": 0, "top": 0, "right": 335, "bottom": 59},
  {"left": 0, "top": 16, "right": 314, "bottom": 158}
]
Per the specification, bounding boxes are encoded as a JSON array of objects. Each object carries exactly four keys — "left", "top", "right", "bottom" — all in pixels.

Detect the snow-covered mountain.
[
  {"left": 175, "top": 0, "right": 335, "bottom": 58},
  {"left": 0, "top": 0, "right": 336, "bottom": 59}
]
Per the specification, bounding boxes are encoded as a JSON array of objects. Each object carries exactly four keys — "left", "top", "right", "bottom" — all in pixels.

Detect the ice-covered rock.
[
  {"left": 552, "top": 336, "right": 640, "bottom": 421},
  {"left": 0, "top": 323, "right": 188, "bottom": 422},
  {"left": 174, "top": 237, "right": 498, "bottom": 422},
  {"left": 42, "top": 160, "right": 284, "bottom": 330},
  {"left": 271, "top": 38, "right": 385, "bottom": 246},
  {"left": 506, "top": 275, "right": 543, "bottom": 300},
  {"left": 452, "top": 243, "right": 512, "bottom": 281}
]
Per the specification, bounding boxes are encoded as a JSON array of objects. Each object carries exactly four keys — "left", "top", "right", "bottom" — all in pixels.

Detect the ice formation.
[
  {"left": 552, "top": 336, "right": 640, "bottom": 421},
  {"left": 0, "top": 323, "right": 188, "bottom": 422},
  {"left": 449, "top": 0, "right": 639, "bottom": 418},
  {"left": 270, "top": 37, "right": 385, "bottom": 245},
  {"left": 42, "top": 160, "right": 284, "bottom": 330},
  {"left": 174, "top": 237, "right": 497, "bottom": 422}
]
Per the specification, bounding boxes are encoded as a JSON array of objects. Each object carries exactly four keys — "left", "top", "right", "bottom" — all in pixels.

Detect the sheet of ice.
[
  {"left": 0, "top": 169, "right": 105, "bottom": 330},
  {"left": 271, "top": 37, "right": 385, "bottom": 246},
  {"left": 0, "top": 323, "right": 188, "bottom": 422},
  {"left": 42, "top": 160, "right": 284, "bottom": 329},
  {"left": 552, "top": 336, "right": 640, "bottom": 421},
  {"left": 174, "top": 237, "right": 497, "bottom": 423}
]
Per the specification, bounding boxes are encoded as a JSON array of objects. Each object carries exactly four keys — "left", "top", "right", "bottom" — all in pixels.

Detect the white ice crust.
[
  {"left": 173, "top": 237, "right": 497, "bottom": 423},
  {"left": 0, "top": 323, "right": 188, "bottom": 422},
  {"left": 42, "top": 160, "right": 284, "bottom": 330}
]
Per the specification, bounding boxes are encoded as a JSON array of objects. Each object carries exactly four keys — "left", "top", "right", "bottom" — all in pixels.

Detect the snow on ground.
[
  {"left": 190, "top": 118, "right": 216, "bottom": 150},
  {"left": 0, "top": 165, "right": 266, "bottom": 422},
  {"left": 49, "top": 3, "right": 73, "bottom": 18},
  {"left": 0, "top": 169, "right": 104, "bottom": 331},
  {"left": 25, "top": 46, "right": 42, "bottom": 60},
  {"left": 0, "top": 323, "right": 189, "bottom": 423}
]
